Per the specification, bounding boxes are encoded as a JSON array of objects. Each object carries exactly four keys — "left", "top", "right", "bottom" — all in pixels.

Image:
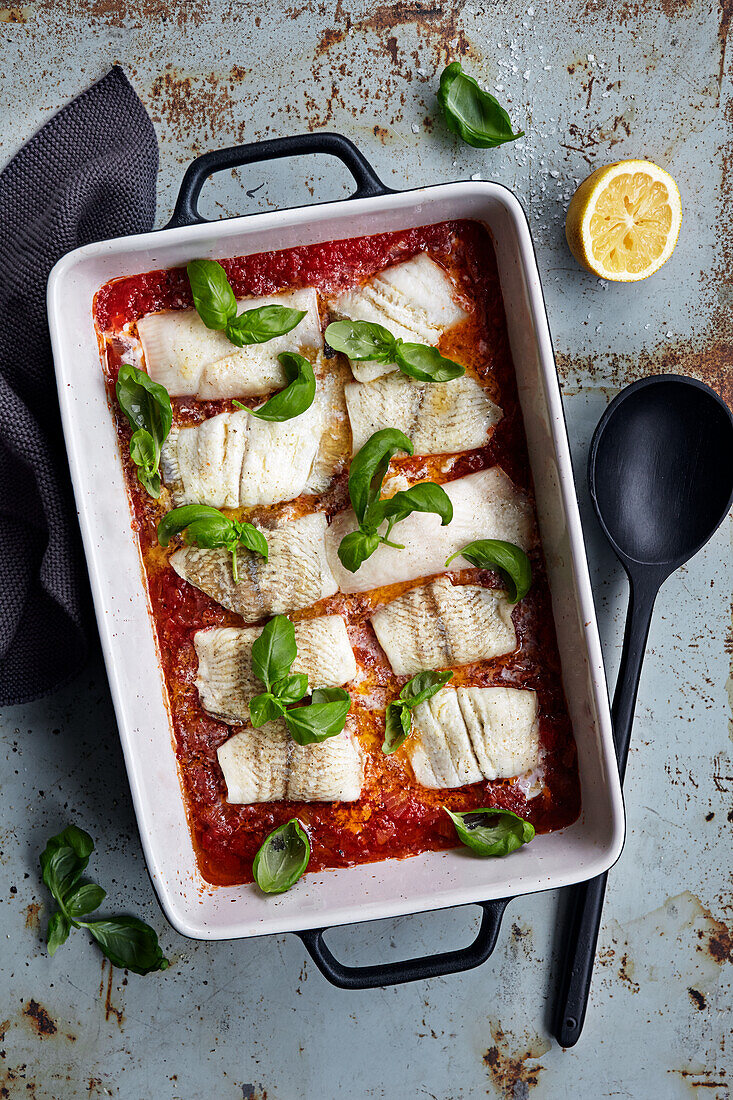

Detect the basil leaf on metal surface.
[
  {"left": 46, "top": 911, "right": 71, "bottom": 956},
  {"left": 157, "top": 505, "right": 268, "bottom": 584},
  {"left": 116, "top": 364, "right": 172, "bottom": 499},
  {"left": 347, "top": 428, "right": 414, "bottom": 525},
  {"left": 187, "top": 258, "right": 237, "bottom": 330},
  {"left": 247, "top": 352, "right": 316, "bottom": 422},
  {"left": 382, "top": 702, "right": 413, "bottom": 754},
  {"left": 445, "top": 539, "right": 531, "bottom": 603},
  {"left": 65, "top": 883, "right": 107, "bottom": 920},
  {"left": 325, "top": 319, "right": 396, "bottom": 361},
  {"left": 438, "top": 61, "right": 524, "bottom": 148},
  {"left": 445, "top": 807, "right": 535, "bottom": 857},
  {"left": 395, "top": 343, "right": 465, "bottom": 382},
  {"left": 225, "top": 304, "right": 306, "bottom": 347},
  {"left": 250, "top": 615, "right": 297, "bottom": 692},
  {"left": 285, "top": 687, "right": 351, "bottom": 745},
  {"left": 40, "top": 824, "right": 93, "bottom": 903},
  {"left": 84, "top": 916, "right": 170, "bottom": 975},
  {"left": 252, "top": 819, "right": 310, "bottom": 894}
]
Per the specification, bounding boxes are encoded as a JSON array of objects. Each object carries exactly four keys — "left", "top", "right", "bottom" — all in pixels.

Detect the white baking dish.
[{"left": 47, "top": 134, "right": 624, "bottom": 950}]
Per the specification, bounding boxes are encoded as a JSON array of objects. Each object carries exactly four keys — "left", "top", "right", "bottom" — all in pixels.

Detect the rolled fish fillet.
[
  {"left": 170, "top": 511, "right": 337, "bottom": 620},
  {"left": 217, "top": 719, "right": 364, "bottom": 803},
  {"left": 137, "top": 286, "right": 322, "bottom": 398},
  {"left": 407, "top": 686, "right": 540, "bottom": 789},
  {"left": 325, "top": 467, "right": 534, "bottom": 595},
  {"left": 329, "top": 254, "right": 468, "bottom": 383},
  {"left": 345, "top": 373, "right": 502, "bottom": 455},
  {"left": 195, "top": 616, "right": 356, "bottom": 724},
  {"left": 370, "top": 576, "right": 517, "bottom": 676}
]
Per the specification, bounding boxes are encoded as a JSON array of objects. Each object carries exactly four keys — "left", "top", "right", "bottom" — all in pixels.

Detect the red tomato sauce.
[{"left": 94, "top": 220, "right": 581, "bottom": 886}]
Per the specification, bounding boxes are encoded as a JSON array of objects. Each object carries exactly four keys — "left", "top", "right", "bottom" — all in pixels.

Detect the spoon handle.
[{"left": 554, "top": 576, "right": 658, "bottom": 1046}]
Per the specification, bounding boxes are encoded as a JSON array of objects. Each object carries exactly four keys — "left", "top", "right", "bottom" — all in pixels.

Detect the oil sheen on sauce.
[{"left": 94, "top": 220, "right": 581, "bottom": 886}]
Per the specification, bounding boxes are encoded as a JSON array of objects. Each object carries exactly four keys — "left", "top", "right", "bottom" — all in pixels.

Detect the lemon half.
[{"left": 565, "top": 160, "right": 682, "bottom": 281}]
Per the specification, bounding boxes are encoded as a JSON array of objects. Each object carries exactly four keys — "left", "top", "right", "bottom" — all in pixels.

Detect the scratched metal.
[{"left": 0, "top": 1, "right": 731, "bottom": 1097}]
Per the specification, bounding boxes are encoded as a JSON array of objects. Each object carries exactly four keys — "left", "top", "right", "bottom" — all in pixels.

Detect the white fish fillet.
[
  {"left": 170, "top": 511, "right": 337, "bottom": 620},
  {"left": 195, "top": 616, "right": 356, "bottom": 724},
  {"left": 160, "top": 398, "right": 324, "bottom": 508},
  {"left": 137, "top": 287, "right": 322, "bottom": 398},
  {"left": 370, "top": 576, "right": 516, "bottom": 676},
  {"left": 217, "top": 720, "right": 364, "bottom": 803},
  {"left": 408, "top": 686, "right": 540, "bottom": 789},
  {"left": 330, "top": 254, "right": 468, "bottom": 382},
  {"left": 326, "top": 468, "right": 534, "bottom": 595},
  {"left": 345, "top": 374, "right": 502, "bottom": 455}
]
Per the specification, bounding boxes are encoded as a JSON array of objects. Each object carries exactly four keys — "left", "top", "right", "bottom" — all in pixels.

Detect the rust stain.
[
  {"left": 35, "top": 0, "right": 208, "bottom": 28},
  {"left": 314, "top": 0, "right": 478, "bottom": 67},
  {"left": 688, "top": 987, "right": 707, "bottom": 1010},
  {"left": 482, "top": 1023, "right": 550, "bottom": 1093},
  {"left": 23, "top": 902, "right": 41, "bottom": 931},
  {"left": 0, "top": 5, "right": 31, "bottom": 21},
  {"left": 669, "top": 1067, "right": 731, "bottom": 1095},
  {"left": 240, "top": 1086, "right": 269, "bottom": 1100},
  {"left": 22, "top": 1000, "right": 56, "bottom": 1039},
  {"left": 99, "top": 960, "right": 125, "bottom": 1027},
  {"left": 617, "top": 951, "right": 640, "bottom": 993}
]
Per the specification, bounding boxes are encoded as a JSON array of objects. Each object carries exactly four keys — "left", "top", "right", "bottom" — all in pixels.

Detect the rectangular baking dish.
[{"left": 47, "top": 133, "right": 624, "bottom": 973}]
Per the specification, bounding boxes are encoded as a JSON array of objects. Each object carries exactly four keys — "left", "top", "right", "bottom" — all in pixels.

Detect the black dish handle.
[
  {"left": 165, "top": 132, "right": 390, "bottom": 229},
  {"left": 297, "top": 899, "right": 510, "bottom": 989}
]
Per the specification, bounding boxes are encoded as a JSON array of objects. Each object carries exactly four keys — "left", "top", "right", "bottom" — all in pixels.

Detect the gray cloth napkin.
[{"left": 0, "top": 66, "right": 158, "bottom": 705}]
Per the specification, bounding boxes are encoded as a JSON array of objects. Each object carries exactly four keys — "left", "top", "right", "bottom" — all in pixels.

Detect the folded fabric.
[{"left": 0, "top": 66, "right": 158, "bottom": 705}]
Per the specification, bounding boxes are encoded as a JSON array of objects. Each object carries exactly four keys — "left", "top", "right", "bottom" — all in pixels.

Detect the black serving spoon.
[{"left": 554, "top": 374, "right": 733, "bottom": 1047}]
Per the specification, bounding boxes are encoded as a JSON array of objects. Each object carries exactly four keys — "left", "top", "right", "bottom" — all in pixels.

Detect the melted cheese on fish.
[
  {"left": 170, "top": 511, "right": 337, "bottom": 620},
  {"left": 408, "top": 686, "right": 540, "bottom": 789},
  {"left": 137, "top": 287, "right": 322, "bottom": 397},
  {"left": 346, "top": 373, "right": 502, "bottom": 455},
  {"left": 325, "top": 468, "right": 534, "bottom": 595},
  {"left": 195, "top": 616, "right": 356, "bottom": 724},
  {"left": 370, "top": 576, "right": 517, "bottom": 676},
  {"left": 329, "top": 254, "right": 468, "bottom": 382}
]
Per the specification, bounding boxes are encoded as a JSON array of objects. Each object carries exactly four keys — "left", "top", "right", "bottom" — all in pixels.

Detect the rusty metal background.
[{"left": 1, "top": 1, "right": 732, "bottom": 1096}]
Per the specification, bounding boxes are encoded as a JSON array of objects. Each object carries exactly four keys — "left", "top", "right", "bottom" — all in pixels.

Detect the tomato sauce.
[{"left": 94, "top": 220, "right": 581, "bottom": 886}]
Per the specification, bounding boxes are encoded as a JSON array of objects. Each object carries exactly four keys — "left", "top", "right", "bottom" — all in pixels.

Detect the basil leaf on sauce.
[
  {"left": 116, "top": 364, "right": 172, "bottom": 500},
  {"left": 395, "top": 343, "right": 465, "bottom": 383},
  {"left": 83, "top": 917, "right": 170, "bottom": 976},
  {"left": 250, "top": 615, "right": 297, "bottom": 691},
  {"left": 285, "top": 687, "right": 352, "bottom": 746},
  {"left": 247, "top": 352, "right": 316, "bottom": 422},
  {"left": 187, "top": 258, "right": 237, "bottom": 330},
  {"left": 444, "top": 807, "right": 535, "bottom": 857},
  {"left": 347, "top": 427, "right": 413, "bottom": 526},
  {"left": 273, "top": 673, "right": 309, "bottom": 705},
  {"left": 376, "top": 482, "right": 453, "bottom": 530},
  {"left": 252, "top": 819, "right": 310, "bottom": 894},
  {"left": 226, "top": 304, "right": 307, "bottom": 347},
  {"left": 249, "top": 692, "right": 286, "bottom": 728},
  {"left": 381, "top": 670, "right": 453, "bottom": 754},
  {"left": 325, "top": 320, "right": 465, "bottom": 382},
  {"left": 398, "top": 669, "right": 454, "bottom": 709},
  {"left": 382, "top": 701, "right": 413, "bottom": 754},
  {"left": 336, "top": 529, "right": 381, "bottom": 574},
  {"left": 437, "top": 62, "right": 524, "bottom": 148},
  {"left": 445, "top": 539, "right": 531, "bottom": 603},
  {"left": 157, "top": 505, "right": 268, "bottom": 584}
]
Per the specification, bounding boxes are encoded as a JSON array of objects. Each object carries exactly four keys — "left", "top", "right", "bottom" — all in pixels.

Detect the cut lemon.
[{"left": 565, "top": 160, "right": 682, "bottom": 281}]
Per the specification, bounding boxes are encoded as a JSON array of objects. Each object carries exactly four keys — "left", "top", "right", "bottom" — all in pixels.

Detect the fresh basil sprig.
[
  {"left": 338, "top": 429, "right": 453, "bottom": 573},
  {"left": 243, "top": 352, "right": 316, "bottom": 422},
  {"left": 157, "top": 504, "right": 268, "bottom": 583},
  {"left": 253, "top": 819, "right": 310, "bottom": 894},
  {"left": 382, "top": 670, "right": 454, "bottom": 754},
  {"left": 437, "top": 62, "right": 524, "bottom": 148},
  {"left": 187, "top": 259, "right": 306, "bottom": 347},
  {"left": 445, "top": 808, "right": 535, "bottom": 856},
  {"left": 40, "top": 825, "right": 169, "bottom": 974},
  {"left": 445, "top": 539, "right": 531, "bottom": 603},
  {"left": 248, "top": 616, "right": 352, "bottom": 745},
  {"left": 116, "top": 364, "right": 172, "bottom": 498},
  {"left": 325, "top": 319, "right": 464, "bottom": 383}
]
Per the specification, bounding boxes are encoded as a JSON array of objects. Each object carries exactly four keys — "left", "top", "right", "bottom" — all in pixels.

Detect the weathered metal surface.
[{"left": 0, "top": 0, "right": 731, "bottom": 1096}]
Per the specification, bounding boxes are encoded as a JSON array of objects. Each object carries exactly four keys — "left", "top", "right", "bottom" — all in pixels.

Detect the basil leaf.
[
  {"left": 84, "top": 916, "right": 170, "bottom": 975},
  {"left": 378, "top": 482, "right": 453, "bottom": 528},
  {"left": 398, "top": 669, "right": 454, "bottom": 709},
  {"left": 395, "top": 343, "right": 465, "bottom": 382},
  {"left": 251, "top": 615, "right": 297, "bottom": 691},
  {"left": 158, "top": 504, "right": 233, "bottom": 548},
  {"left": 445, "top": 539, "right": 531, "bottom": 603},
  {"left": 382, "top": 702, "right": 413, "bottom": 754},
  {"left": 225, "top": 305, "right": 306, "bottom": 347},
  {"left": 325, "top": 319, "right": 396, "bottom": 361},
  {"left": 249, "top": 692, "right": 286, "bottom": 728},
  {"left": 273, "top": 673, "right": 309, "bottom": 705},
  {"left": 237, "top": 523, "right": 269, "bottom": 562},
  {"left": 437, "top": 62, "right": 523, "bottom": 148},
  {"left": 65, "top": 883, "right": 106, "bottom": 919},
  {"left": 129, "top": 427, "right": 158, "bottom": 473},
  {"left": 336, "top": 529, "right": 381, "bottom": 574},
  {"left": 252, "top": 819, "right": 310, "bottom": 894},
  {"left": 445, "top": 807, "right": 535, "bottom": 856},
  {"left": 40, "top": 825, "right": 94, "bottom": 904},
  {"left": 187, "top": 259, "right": 237, "bottom": 330},
  {"left": 247, "top": 352, "right": 316, "bottom": 422},
  {"left": 348, "top": 428, "right": 414, "bottom": 525},
  {"left": 285, "top": 688, "right": 351, "bottom": 745},
  {"left": 116, "top": 364, "right": 173, "bottom": 443},
  {"left": 47, "top": 911, "right": 71, "bottom": 956}
]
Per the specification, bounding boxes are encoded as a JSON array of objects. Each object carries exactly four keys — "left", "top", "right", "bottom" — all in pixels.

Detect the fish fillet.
[
  {"left": 170, "top": 511, "right": 337, "bottom": 620},
  {"left": 195, "top": 616, "right": 356, "bottom": 724},
  {"left": 370, "top": 576, "right": 516, "bottom": 676},
  {"left": 137, "top": 287, "right": 322, "bottom": 398},
  {"left": 329, "top": 254, "right": 468, "bottom": 382},
  {"left": 408, "top": 686, "right": 540, "bottom": 789},
  {"left": 217, "top": 719, "right": 364, "bottom": 803},
  {"left": 345, "top": 373, "right": 502, "bottom": 454},
  {"left": 326, "top": 468, "right": 534, "bottom": 595}
]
